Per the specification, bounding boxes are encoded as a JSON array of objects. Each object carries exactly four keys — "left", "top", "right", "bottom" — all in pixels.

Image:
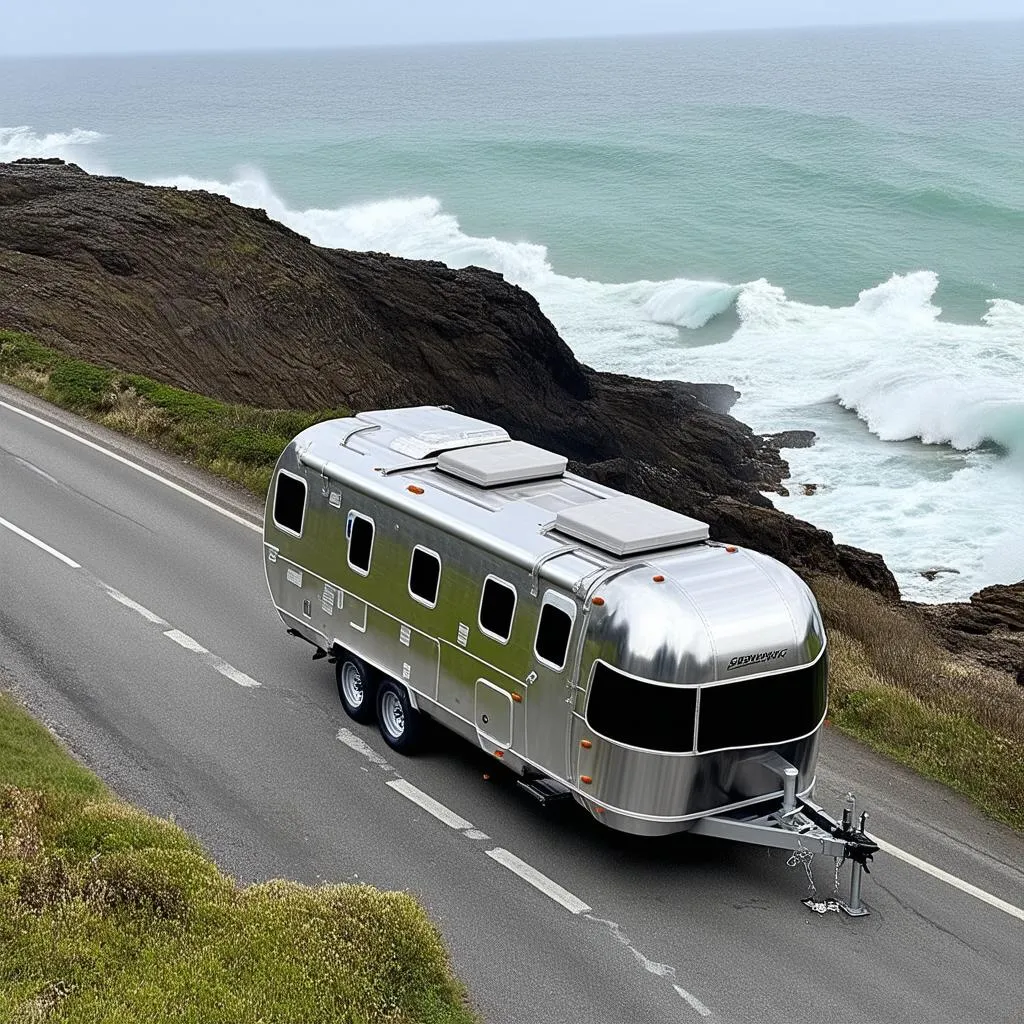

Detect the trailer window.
[
  {"left": 347, "top": 512, "right": 374, "bottom": 575},
  {"left": 535, "top": 601, "right": 573, "bottom": 670},
  {"left": 586, "top": 663, "right": 696, "bottom": 753},
  {"left": 273, "top": 471, "right": 306, "bottom": 537},
  {"left": 696, "top": 660, "right": 827, "bottom": 753},
  {"left": 479, "top": 577, "right": 516, "bottom": 643},
  {"left": 409, "top": 546, "right": 441, "bottom": 607}
]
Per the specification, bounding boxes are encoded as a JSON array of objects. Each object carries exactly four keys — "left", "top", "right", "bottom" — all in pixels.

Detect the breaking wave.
[{"left": 0, "top": 126, "right": 105, "bottom": 166}]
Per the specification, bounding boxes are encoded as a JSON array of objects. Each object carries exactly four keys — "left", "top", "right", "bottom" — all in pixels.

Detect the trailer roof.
[{"left": 293, "top": 407, "right": 712, "bottom": 575}]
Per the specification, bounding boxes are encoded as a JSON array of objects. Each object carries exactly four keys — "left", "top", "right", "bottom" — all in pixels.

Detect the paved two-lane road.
[{"left": 1, "top": 385, "right": 1021, "bottom": 1024}]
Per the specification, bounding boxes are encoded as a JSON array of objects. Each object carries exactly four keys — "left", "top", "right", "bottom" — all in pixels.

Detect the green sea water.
[{"left": 2, "top": 21, "right": 1022, "bottom": 599}]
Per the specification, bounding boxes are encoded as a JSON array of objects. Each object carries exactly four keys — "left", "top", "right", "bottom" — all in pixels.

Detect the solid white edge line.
[
  {"left": 485, "top": 847, "right": 592, "bottom": 915},
  {"left": 386, "top": 778, "right": 474, "bottom": 831},
  {"left": 0, "top": 514, "right": 81, "bottom": 568},
  {"left": 214, "top": 662, "right": 261, "bottom": 689},
  {"left": 162, "top": 629, "right": 209, "bottom": 655},
  {"left": 873, "top": 835, "right": 1024, "bottom": 923},
  {"left": 0, "top": 399, "right": 262, "bottom": 533},
  {"left": 674, "top": 985, "right": 712, "bottom": 1018},
  {"left": 104, "top": 587, "right": 168, "bottom": 625}
]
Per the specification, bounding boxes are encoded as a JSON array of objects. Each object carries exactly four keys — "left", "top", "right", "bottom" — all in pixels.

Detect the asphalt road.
[{"left": 1, "top": 385, "right": 1022, "bottom": 1024}]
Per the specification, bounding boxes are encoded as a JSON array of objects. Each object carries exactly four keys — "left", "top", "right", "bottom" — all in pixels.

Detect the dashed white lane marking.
[
  {"left": 386, "top": 778, "right": 475, "bottom": 831},
  {"left": 674, "top": 985, "right": 713, "bottom": 1018},
  {"left": 0, "top": 514, "right": 81, "bottom": 568},
  {"left": 462, "top": 829, "right": 490, "bottom": 841},
  {"left": 485, "top": 843, "right": 593, "bottom": 917},
  {"left": 163, "top": 629, "right": 209, "bottom": 654},
  {"left": 873, "top": 835, "right": 1024, "bottom": 923},
  {"left": 214, "top": 661, "right": 261, "bottom": 689},
  {"left": 1, "top": 398, "right": 261, "bottom": 533},
  {"left": 486, "top": 847, "right": 592, "bottom": 915},
  {"left": 104, "top": 586, "right": 168, "bottom": 625},
  {"left": 338, "top": 727, "right": 393, "bottom": 769}
]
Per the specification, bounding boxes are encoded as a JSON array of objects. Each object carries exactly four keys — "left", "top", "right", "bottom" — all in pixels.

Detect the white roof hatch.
[
  {"left": 438, "top": 440, "right": 567, "bottom": 488},
  {"left": 553, "top": 494, "right": 709, "bottom": 556}
]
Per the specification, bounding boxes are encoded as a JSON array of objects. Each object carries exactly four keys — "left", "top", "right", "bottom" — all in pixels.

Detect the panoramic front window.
[
  {"left": 272, "top": 471, "right": 306, "bottom": 536},
  {"left": 696, "top": 661, "right": 827, "bottom": 753},
  {"left": 586, "top": 662, "right": 697, "bottom": 753},
  {"left": 534, "top": 600, "right": 573, "bottom": 670},
  {"left": 479, "top": 576, "right": 516, "bottom": 642},
  {"left": 408, "top": 546, "right": 441, "bottom": 607},
  {"left": 347, "top": 512, "right": 374, "bottom": 575}
]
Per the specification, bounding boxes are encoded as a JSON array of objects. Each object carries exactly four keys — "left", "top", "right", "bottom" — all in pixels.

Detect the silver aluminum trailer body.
[{"left": 263, "top": 407, "right": 876, "bottom": 906}]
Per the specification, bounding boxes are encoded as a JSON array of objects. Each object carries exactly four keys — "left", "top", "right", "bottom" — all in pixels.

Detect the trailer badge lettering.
[{"left": 726, "top": 649, "right": 788, "bottom": 671}]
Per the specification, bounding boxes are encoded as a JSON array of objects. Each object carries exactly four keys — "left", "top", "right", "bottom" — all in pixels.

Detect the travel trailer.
[{"left": 264, "top": 406, "right": 877, "bottom": 913}]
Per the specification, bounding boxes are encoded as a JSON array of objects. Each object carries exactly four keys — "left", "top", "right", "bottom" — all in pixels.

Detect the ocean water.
[{"left": 2, "top": 22, "right": 1022, "bottom": 601}]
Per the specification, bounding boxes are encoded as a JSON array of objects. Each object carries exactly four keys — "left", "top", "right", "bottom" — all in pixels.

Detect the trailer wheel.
[
  {"left": 336, "top": 651, "right": 377, "bottom": 724},
  {"left": 376, "top": 679, "right": 424, "bottom": 753}
]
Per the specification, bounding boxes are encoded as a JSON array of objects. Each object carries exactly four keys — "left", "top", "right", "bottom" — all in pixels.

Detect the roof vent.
[
  {"left": 553, "top": 494, "right": 709, "bottom": 556},
  {"left": 438, "top": 440, "right": 567, "bottom": 488}
]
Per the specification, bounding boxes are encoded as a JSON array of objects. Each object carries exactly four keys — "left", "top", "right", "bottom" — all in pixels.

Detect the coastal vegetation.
[
  {"left": 1, "top": 332, "right": 1020, "bottom": 831},
  {"left": 0, "top": 691, "right": 477, "bottom": 1023},
  {"left": 0, "top": 331, "right": 348, "bottom": 495}
]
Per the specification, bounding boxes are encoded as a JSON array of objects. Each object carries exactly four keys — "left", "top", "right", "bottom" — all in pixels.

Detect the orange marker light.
[
  {"left": 408, "top": 485, "right": 424, "bottom": 495},
  {"left": 512, "top": 692, "right": 522, "bottom": 703},
  {"left": 652, "top": 574, "right": 665, "bottom": 583},
  {"left": 494, "top": 750, "right": 504, "bottom": 758},
  {"left": 592, "top": 596, "right": 605, "bottom": 606},
  {"left": 580, "top": 739, "right": 592, "bottom": 749},
  {"left": 725, "top": 545, "right": 738, "bottom": 553},
  {"left": 580, "top": 775, "right": 593, "bottom": 785},
  {"left": 594, "top": 807, "right": 605, "bottom": 814}
]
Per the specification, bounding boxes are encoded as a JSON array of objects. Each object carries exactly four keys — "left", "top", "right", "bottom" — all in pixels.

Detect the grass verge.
[
  {"left": 0, "top": 332, "right": 349, "bottom": 496},
  {"left": 811, "top": 575, "right": 1024, "bottom": 831},
  {"left": 0, "top": 692, "right": 477, "bottom": 1023}
]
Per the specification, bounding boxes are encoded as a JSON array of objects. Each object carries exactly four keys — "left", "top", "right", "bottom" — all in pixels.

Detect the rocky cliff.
[{"left": 2, "top": 158, "right": 1001, "bottom": 626}]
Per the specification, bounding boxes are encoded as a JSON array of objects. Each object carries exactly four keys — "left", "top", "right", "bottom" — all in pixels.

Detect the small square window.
[
  {"left": 479, "top": 577, "right": 516, "bottom": 642},
  {"left": 536, "top": 602, "right": 573, "bottom": 669},
  {"left": 409, "top": 547, "right": 441, "bottom": 607},
  {"left": 273, "top": 472, "right": 306, "bottom": 536},
  {"left": 347, "top": 513, "right": 374, "bottom": 574}
]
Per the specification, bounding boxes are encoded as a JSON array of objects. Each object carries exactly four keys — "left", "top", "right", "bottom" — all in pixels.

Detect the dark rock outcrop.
[
  {"left": 915, "top": 582, "right": 1024, "bottom": 675},
  {"left": 0, "top": 159, "right": 898, "bottom": 596}
]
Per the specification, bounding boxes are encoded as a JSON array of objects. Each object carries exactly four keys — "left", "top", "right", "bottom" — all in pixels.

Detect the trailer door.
[{"left": 524, "top": 590, "right": 580, "bottom": 778}]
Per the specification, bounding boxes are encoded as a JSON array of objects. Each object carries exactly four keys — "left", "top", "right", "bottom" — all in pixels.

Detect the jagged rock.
[
  {"left": 915, "top": 581, "right": 1024, "bottom": 674},
  {"left": 762, "top": 429, "right": 816, "bottom": 450},
  {"left": 0, "top": 159, "right": 898, "bottom": 597}
]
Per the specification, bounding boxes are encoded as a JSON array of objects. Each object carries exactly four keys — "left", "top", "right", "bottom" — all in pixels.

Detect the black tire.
[
  {"left": 375, "top": 678, "right": 424, "bottom": 754},
  {"left": 335, "top": 650, "right": 377, "bottom": 724}
]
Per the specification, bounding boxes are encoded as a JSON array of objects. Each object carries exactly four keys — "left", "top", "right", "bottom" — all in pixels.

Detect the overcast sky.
[{"left": 4, "top": 0, "right": 1022, "bottom": 56}]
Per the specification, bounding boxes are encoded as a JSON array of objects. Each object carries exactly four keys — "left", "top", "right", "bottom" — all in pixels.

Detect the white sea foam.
[
  {"left": 0, "top": 126, "right": 105, "bottom": 168},
  {"left": 5, "top": 132, "right": 1021, "bottom": 601}
]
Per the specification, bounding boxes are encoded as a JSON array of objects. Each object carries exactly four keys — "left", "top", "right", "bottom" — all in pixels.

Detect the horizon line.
[{"left": 2, "top": 14, "right": 1022, "bottom": 62}]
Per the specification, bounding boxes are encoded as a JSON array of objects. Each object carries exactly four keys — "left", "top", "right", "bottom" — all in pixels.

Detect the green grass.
[
  {"left": 0, "top": 693, "right": 477, "bottom": 1023},
  {"left": 812, "top": 576, "right": 1024, "bottom": 831},
  {"left": 0, "top": 332, "right": 348, "bottom": 496}
]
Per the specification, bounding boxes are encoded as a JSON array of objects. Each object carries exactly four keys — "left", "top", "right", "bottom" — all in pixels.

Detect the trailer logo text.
[{"left": 727, "top": 649, "right": 788, "bottom": 671}]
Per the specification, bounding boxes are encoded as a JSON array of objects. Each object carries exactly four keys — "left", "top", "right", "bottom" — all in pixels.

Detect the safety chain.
[{"left": 786, "top": 843, "right": 816, "bottom": 896}]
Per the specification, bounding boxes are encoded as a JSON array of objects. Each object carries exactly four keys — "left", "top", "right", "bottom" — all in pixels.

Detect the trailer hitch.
[{"left": 799, "top": 793, "right": 878, "bottom": 915}]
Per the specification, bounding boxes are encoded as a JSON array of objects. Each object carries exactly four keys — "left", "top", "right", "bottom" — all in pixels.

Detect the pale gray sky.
[{"left": 4, "top": 0, "right": 1022, "bottom": 56}]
